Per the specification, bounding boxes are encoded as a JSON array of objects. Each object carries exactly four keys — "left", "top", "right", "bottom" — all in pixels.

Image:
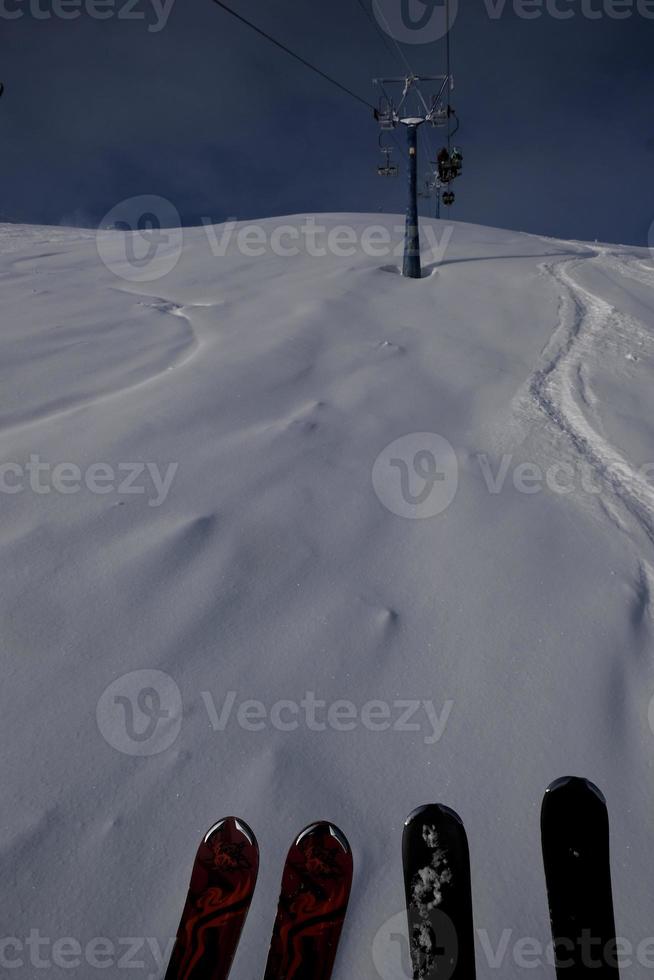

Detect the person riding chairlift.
[
  {"left": 437, "top": 147, "right": 451, "bottom": 184},
  {"left": 437, "top": 146, "right": 463, "bottom": 184}
]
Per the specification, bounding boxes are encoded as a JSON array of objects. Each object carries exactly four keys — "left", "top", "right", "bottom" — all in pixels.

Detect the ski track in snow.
[{"left": 527, "top": 244, "right": 654, "bottom": 558}]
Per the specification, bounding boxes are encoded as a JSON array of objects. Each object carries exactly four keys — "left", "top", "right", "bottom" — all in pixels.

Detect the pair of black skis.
[
  {"left": 403, "top": 776, "right": 619, "bottom": 979},
  {"left": 164, "top": 818, "right": 353, "bottom": 980}
]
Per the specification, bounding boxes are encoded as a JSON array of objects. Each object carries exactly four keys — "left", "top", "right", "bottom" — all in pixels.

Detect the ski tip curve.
[
  {"left": 295, "top": 821, "right": 351, "bottom": 854},
  {"left": 543, "top": 776, "right": 606, "bottom": 805},
  {"left": 204, "top": 815, "right": 258, "bottom": 847},
  {"left": 404, "top": 803, "right": 464, "bottom": 828}
]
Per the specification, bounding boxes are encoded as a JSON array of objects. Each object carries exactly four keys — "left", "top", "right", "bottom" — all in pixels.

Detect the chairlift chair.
[
  {"left": 428, "top": 97, "right": 448, "bottom": 127},
  {"left": 377, "top": 145, "right": 398, "bottom": 178},
  {"left": 377, "top": 135, "right": 398, "bottom": 177},
  {"left": 375, "top": 96, "right": 397, "bottom": 131},
  {"left": 418, "top": 176, "right": 432, "bottom": 199}
]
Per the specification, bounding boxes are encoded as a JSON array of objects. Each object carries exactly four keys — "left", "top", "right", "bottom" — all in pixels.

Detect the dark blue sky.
[{"left": 2, "top": 0, "right": 653, "bottom": 244}]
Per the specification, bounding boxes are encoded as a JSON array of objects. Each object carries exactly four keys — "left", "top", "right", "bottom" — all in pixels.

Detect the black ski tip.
[
  {"left": 544, "top": 776, "right": 606, "bottom": 805},
  {"left": 204, "top": 815, "right": 258, "bottom": 847},
  {"left": 295, "top": 821, "right": 351, "bottom": 854},
  {"left": 404, "top": 803, "right": 464, "bottom": 828}
]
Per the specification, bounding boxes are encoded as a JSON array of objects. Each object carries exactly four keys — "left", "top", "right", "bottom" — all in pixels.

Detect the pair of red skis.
[{"left": 164, "top": 818, "right": 353, "bottom": 980}]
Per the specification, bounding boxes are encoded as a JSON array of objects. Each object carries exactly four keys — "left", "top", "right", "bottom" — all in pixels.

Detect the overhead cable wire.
[
  {"left": 353, "top": 0, "right": 405, "bottom": 157},
  {"left": 367, "top": 0, "right": 413, "bottom": 76},
  {"left": 354, "top": 0, "right": 403, "bottom": 69},
  {"left": 211, "top": 0, "right": 375, "bottom": 111},
  {"left": 445, "top": 0, "right": 453, "bottom": 151}
]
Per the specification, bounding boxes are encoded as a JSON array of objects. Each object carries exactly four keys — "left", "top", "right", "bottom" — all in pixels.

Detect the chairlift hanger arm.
[{"left": 434, "top": 78, "right": 449, "bottom": 103}]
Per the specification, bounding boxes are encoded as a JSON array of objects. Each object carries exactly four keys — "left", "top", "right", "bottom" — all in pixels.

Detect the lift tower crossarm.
[{"left": 373, "top": 75, "right": 447, "bottom": 84}]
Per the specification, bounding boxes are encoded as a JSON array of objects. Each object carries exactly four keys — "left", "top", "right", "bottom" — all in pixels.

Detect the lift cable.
[
  {"left": 353, "top": 0, "right": 406, "bottom": 157},
  {"left": 445, "top": 0, "right": 453, "bottom": 151},
  {"left": 364, "top": 0, "right": 413, "bottom": 77},
  {"left": 354, "top": 0, "right": 404, "bottom": 70},
  {"left": 211, "top": 0, "right": 376, "bottom": 111}
]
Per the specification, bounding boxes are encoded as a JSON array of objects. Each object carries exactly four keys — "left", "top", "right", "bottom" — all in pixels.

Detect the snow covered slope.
[{"left": 1, "top": 214, "right": 653, "bottom": 978}]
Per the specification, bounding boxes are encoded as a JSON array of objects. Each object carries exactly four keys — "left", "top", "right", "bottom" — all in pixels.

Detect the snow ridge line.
[
  {"left": 530, "top": 249, "right": 654, "bottom": 546},
  {"left": 0, "top": 292, "right": 204, "bottom": 442}
]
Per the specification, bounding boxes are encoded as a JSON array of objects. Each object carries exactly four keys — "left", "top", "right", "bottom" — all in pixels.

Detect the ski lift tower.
[{"left": 374, "top": 74, "right": 451, "bottom": 279}]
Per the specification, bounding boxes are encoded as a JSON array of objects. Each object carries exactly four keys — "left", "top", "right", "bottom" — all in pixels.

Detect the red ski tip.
[{"left": 165, "top": 816, "right": 259, "bottom": 980}]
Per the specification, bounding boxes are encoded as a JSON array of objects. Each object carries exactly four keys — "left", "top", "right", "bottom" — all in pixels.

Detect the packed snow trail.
[{"left": 527, "top": 246, "right": 654, "bottom": 552}]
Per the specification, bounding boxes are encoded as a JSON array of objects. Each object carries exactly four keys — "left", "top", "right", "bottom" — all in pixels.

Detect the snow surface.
[{"left": 2, "top": 214, "right": 654, "bottom": 978}]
